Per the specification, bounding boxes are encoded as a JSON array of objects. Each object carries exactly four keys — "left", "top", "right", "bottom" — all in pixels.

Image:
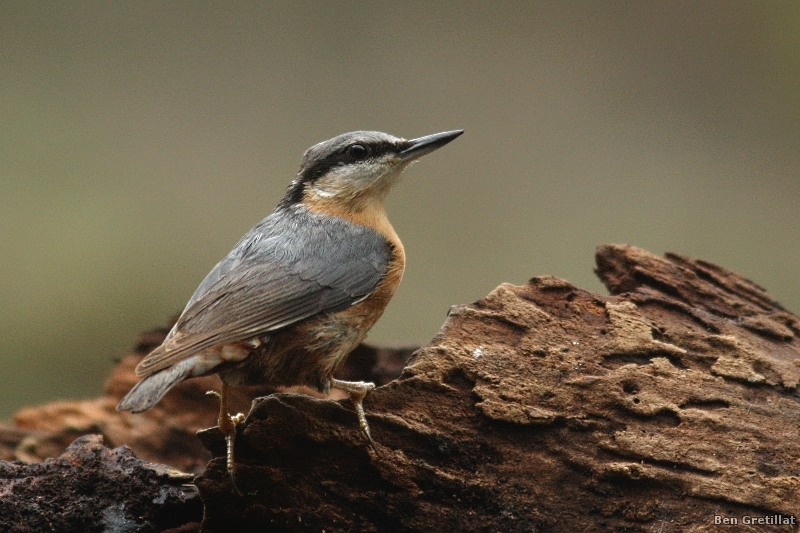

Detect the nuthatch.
[{"left": 117, "top": 129, "right": 463, "bottom": 490}]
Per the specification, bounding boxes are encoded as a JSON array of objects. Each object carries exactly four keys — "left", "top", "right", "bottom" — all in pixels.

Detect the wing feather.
[{"left": 135, "top": 206, "right": 390, "bottom": 377}]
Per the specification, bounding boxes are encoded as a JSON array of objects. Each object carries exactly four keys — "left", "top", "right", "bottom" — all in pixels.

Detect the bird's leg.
[
  {"left": 206, "top": 381, "right": 245, "bottom": 495},
  {"left": 330, "top": 378, "right": 376, "bottom": 446}
]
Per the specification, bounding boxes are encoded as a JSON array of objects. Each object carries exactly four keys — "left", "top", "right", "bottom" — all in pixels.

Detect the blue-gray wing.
[{"left": 135, "top": 206, "right": 390, "bottom": 376}]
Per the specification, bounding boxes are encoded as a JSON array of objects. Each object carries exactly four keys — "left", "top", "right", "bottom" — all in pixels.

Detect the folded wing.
[{"left": 135, "top": 206, "right": 390, "bottom": 377}]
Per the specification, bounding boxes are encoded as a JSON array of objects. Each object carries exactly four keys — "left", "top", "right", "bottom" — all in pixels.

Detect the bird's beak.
[{"left": 398, "top": 130, "right": 464, "bottom": 162}]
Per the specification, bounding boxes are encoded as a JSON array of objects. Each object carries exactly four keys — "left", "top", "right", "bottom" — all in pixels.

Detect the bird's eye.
[{"left": 347, "top": 144, "right": 369, "bottom": 161}]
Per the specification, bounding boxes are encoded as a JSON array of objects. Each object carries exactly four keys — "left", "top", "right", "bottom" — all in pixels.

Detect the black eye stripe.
[{"left": 282, "top": 139, "right": 402, "bottom": 206}]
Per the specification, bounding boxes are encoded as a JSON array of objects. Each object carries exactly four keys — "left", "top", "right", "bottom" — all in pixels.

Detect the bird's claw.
[
  {"left": 209, "top": 383, "right": 245, "bottom": 495},
  {"left": 330, "top": 379, "right": 377, "bottom": 449}
]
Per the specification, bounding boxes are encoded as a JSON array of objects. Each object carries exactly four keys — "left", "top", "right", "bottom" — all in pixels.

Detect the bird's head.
[{"left": 280, "top": 130, "right": 463, "bottom": 213}]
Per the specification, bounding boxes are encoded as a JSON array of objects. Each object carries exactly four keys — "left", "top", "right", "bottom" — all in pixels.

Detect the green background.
[{"left": 2, "top": 2, "right": 799, "bottom": 419}]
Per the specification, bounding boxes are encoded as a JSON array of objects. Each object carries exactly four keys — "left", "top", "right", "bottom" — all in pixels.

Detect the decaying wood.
[
  {"left": 2, "top": 244, "right": 799, "bottom": 532},
  {"left": 0, "top": 434, "right": 201, "bottom": 532}
]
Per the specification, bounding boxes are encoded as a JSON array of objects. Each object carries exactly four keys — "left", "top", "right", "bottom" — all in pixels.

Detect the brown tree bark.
[{"left": 2, "top": 244, "right": 799, "bottom": 532}]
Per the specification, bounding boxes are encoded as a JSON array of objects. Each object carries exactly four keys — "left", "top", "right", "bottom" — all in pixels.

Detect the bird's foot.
[
  {"left": 330, "top": 379, "right": 376, "bottom": 448},
  {"left": 207, "top": 385, "right": 245, "bottom": 495},
  {"left": 222, "top": 412, "right": 245, "bottom": 495}
]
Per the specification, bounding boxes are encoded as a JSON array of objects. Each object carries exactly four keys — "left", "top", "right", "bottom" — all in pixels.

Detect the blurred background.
[{"left": 1, "top": 2, "right": 798, "bottom": 419}]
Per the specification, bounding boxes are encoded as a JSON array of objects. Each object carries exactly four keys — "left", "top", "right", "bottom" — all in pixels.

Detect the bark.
[
  {"left": 2, "top": 244, "right": 799, "bottom": 532},
  {"left": 0, "top": 434, "right": 201, "bottom": 533}
]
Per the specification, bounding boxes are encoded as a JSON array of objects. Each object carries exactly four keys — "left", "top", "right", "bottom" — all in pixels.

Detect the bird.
[{"left": 116, "top": 128, "right": 463, "bottom": 490}]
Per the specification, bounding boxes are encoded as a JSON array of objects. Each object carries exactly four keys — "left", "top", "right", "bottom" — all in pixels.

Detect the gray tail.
[{"left": 116, "top": 357, "right": 196, "bottom": 413}]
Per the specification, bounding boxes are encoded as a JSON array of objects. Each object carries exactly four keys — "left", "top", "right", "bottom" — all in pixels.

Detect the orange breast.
[
  {"left": 302, "top": 195, "right": 406, "bottom": 375},
  {"left": 304, "top": 193, "right": 406, "bottom": 317}
]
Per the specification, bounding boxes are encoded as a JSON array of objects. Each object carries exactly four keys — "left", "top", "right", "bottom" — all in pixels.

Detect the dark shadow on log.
[{"left": 0, "top": 435, "right": 201, "bottom": 532}]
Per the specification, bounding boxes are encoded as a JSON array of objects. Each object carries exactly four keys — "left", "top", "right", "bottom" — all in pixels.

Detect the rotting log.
[{"left": 2, "top": 244, "right": 799, "bottom": 532}]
